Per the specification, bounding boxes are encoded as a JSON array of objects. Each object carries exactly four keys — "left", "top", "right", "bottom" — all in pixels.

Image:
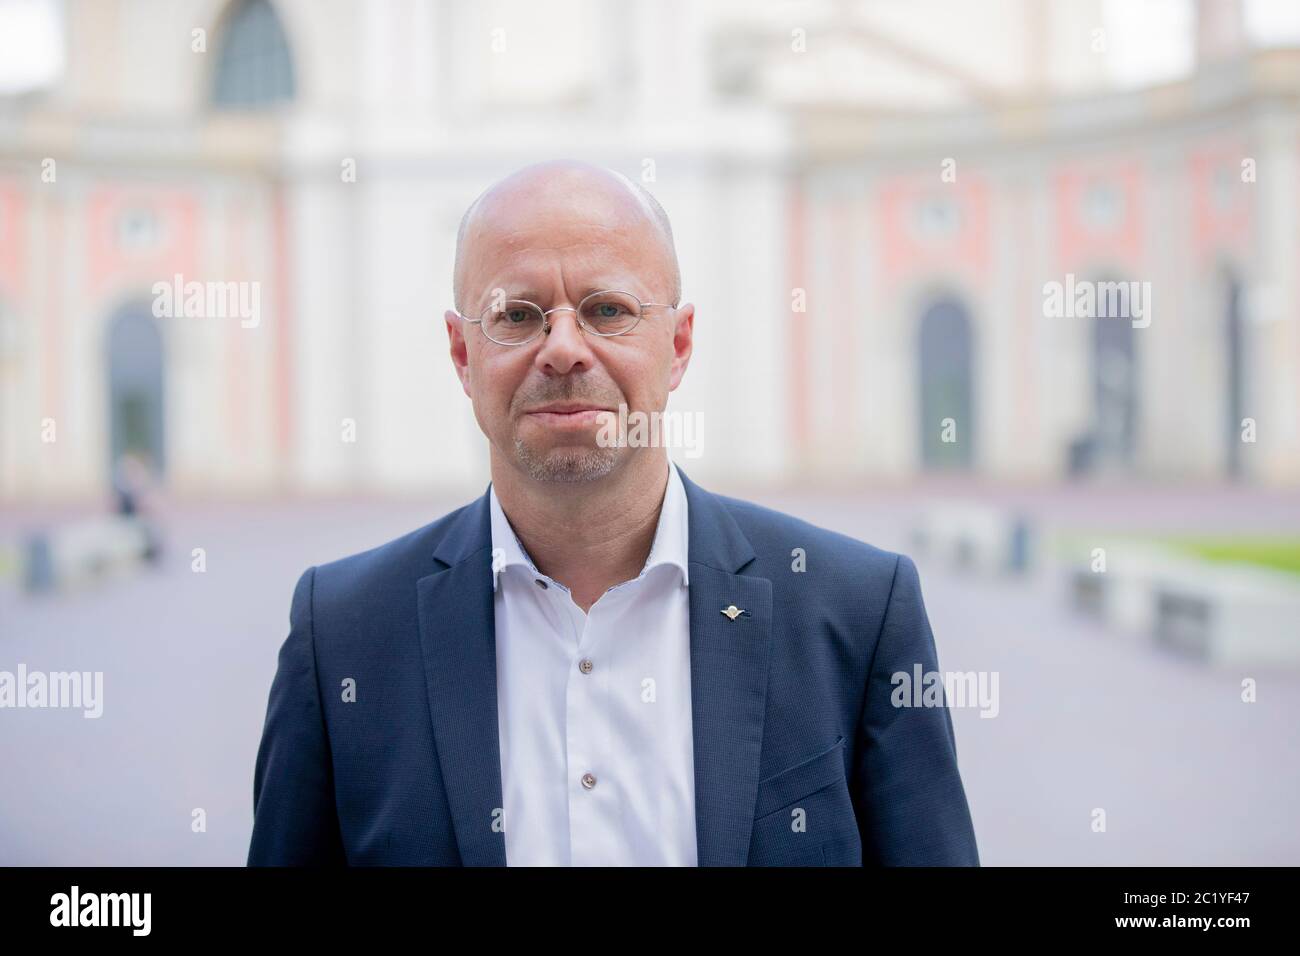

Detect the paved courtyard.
[{"left": 2, "top": 482, "right": 1298, "bottom": 865}]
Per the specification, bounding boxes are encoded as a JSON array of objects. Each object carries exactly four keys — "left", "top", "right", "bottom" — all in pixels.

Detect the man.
[{"left": 247, "top": 160, "right": 979, "bottom": 866}]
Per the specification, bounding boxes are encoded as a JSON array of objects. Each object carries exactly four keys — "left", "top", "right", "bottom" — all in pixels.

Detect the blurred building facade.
[{"left": 0, "top": 0, "right": 1297, "bottom": 499}]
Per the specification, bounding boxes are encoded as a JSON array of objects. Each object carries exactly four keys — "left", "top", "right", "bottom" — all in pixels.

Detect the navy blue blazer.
[{"left": 247, "top": 467, "right": 979, "bottom": 866}]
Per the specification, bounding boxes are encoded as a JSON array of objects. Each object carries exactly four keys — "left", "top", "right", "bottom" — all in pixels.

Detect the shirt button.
[
  {"left": 581, "top": 772, "right": 597, "bottom": 790},
  {"left": 578, "top": 658, "right": 594, "bottom": 674},
  {"left": 534, "top": 578, "right": 548, "bottom": 589}
]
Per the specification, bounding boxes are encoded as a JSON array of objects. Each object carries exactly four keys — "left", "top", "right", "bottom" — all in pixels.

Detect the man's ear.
[
  {"left": 445, "top": 310, "right": 472, "bottom": 397},
  {"left": 667, "top": 303, "right": 694, "bottom": 392}
]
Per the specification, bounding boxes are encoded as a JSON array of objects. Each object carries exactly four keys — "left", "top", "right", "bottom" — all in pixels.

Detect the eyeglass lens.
[{"left": 481, "top": 291, "right": 642, "bottom": 343}]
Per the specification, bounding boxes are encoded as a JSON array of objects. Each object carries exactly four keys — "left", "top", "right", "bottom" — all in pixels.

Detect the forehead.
[
  {"left": 460, "top": 179, "right": 671, "bottom": 301},
  {"left": 477, "top": 226, "right": 649, "bottom": 289}
]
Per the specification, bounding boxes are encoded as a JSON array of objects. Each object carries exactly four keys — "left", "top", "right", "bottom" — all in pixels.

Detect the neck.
[{"left": 490, "top": 450, "right": 671, "bottom": 613}]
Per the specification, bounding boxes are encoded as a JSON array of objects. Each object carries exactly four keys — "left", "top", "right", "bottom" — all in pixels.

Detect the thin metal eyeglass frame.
[{"left": 457, "top": 290, "right": 676, "bottom": 346}]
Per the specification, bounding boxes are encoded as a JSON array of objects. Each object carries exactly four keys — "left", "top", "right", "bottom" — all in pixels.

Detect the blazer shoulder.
[{"left": 307, "top": 497, "right": 480, "bottom": 612}]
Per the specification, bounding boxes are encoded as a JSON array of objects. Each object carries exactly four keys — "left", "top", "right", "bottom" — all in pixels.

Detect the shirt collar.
[{"left": 489, "top": 459, "right": 690, "bottom": 592}]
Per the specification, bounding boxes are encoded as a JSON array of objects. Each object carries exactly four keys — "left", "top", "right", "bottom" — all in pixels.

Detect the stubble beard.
[{"left": 513, "top": 435, "right": 621, "bottom": 483}]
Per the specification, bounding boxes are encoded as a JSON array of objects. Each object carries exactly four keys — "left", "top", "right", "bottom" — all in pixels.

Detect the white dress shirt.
[{"left": 489, "top": 459, "right": 697, "bottom": 866}]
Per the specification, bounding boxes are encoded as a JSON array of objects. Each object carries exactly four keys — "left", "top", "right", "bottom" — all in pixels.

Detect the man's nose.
[{"left": 534, "top": 308, "right": 594, "bottom": 375}]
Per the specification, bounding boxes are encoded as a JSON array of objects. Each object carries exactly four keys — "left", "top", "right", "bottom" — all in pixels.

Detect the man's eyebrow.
[
  {"left": 464, "top": 286, "right": 541, "bottom": 311},
  {"left": 482, "top": 282, "right": 642, "bottom": 305}
]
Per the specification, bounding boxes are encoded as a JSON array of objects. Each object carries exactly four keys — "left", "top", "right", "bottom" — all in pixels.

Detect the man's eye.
[
  {"left": 595, "top": 303, "right": 624, "bottom": 318},
  {"left": 506, "top": 310, "right": 531, "bottom": 323}
]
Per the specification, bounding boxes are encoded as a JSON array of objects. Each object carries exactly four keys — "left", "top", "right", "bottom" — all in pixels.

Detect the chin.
[{"left": 512, "top": 440, "right": 621, "bottom": 483}]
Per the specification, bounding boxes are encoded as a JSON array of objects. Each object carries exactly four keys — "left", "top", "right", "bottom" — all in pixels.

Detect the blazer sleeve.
[
  {"left": 851, "top": 554, "right": 980, "bottom": 865},
  {"left": 247, "top": 566, "right": 347, "bottom": 865}
]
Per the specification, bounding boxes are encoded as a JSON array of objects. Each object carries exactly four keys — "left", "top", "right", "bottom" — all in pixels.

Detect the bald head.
[{"left": 453, "top": 160, "right": 681, "bottom": 315}]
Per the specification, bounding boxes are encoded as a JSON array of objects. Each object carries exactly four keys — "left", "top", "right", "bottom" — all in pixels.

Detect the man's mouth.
[{"left": 523, "top": 404, "right": 616, "bottom": 428}]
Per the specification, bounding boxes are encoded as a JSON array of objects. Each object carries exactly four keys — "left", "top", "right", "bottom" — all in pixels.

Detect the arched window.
[{"left": 212, "top": 0, "right": 296, "bottom": 109}]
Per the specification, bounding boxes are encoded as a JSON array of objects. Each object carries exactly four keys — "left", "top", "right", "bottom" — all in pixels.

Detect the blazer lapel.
[
  {"left": 416, "top": 490, "right": 507, "bottom": 867},
  {"left": 678, "top": 467, "right": 774, "bottom": 867}
]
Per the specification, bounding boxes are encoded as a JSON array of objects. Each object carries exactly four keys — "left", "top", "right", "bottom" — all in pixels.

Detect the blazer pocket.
[{"left": 753, "top": 734, "right": 848, "bottom": 820}]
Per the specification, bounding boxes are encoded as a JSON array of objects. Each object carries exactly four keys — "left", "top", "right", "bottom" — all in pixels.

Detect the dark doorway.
[
  {"left": 107, "top": 305, "right": 165, "bottom": 478},
  {"left": 1225, "top": 275, "right": 1245, "bottom": 479},
  {"left": 1091, "top": 279, "right": 1138, "bottom": 470},
  {"left": 918, "top": 298, "right": 974, "bottom": 470}
]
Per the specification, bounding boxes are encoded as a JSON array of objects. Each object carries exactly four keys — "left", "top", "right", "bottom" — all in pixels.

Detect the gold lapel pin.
[{"left": 721, "top": 604, "right": 746, "bottom": 621}]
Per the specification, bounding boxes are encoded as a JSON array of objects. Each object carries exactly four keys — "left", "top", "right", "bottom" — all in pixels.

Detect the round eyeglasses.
[{"left": 459, "top": 290, "right": 674, "bottom": 346}]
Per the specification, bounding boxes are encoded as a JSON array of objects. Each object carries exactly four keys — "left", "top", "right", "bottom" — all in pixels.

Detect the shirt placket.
[{"left": 557, "top": 586, "right": 620, "bottom": 866}]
